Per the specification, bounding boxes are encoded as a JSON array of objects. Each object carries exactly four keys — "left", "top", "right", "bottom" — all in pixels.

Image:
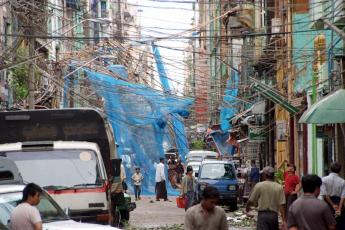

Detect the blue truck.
[{"left": 196, "top": 159, "right": 238, "bottom": 211}]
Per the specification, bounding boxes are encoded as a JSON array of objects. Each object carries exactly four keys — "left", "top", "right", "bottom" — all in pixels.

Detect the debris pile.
[{"left": 227, "top": 211, "right": 256, "bottom": 228}]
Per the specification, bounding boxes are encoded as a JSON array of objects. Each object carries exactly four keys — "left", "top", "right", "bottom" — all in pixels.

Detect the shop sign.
[
  {"left": 249, "top": 126, "right": 267, "bottom": 142},
  {"left": 277, "top": 120, "right": 287, "bottom": 141}
]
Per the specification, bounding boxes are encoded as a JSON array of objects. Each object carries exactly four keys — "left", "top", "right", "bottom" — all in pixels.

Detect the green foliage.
[
  {"left": 190, "top": 140, "right": 205, "bottom": 150},
  {"left": 275, "top": 169, "right": 284, "bottom": 185},
  {"left": 11, "top": 64, "right": 29, "bottom": 99},
  {"left": 10, "top": 47, "right": 29, "bottom": 100}
]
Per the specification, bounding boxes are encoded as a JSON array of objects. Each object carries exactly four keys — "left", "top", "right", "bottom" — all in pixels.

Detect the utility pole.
[{"left": 28, "top": 32, "right": 35, "bottom": 110}]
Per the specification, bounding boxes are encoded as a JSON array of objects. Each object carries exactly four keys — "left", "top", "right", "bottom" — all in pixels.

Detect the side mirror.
[
  {"left": 195, "top": 172, "right": 199, "bottom": 178},
  {"left": 64, "top": 207, "right": 70, "bottom": 217}
]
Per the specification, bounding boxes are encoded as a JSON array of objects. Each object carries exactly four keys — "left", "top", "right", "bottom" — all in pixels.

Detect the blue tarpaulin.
[
  {"left": 220, "top": 69, "right": 239, "bottom": 132},
  {"left": 80, "top": 67, "right": 193, "bottom": 195},
  {"left": 214, "top": 69, "right": 239, "bottom": 156}
]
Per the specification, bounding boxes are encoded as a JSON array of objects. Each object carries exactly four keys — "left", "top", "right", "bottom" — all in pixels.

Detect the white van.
[{"left": 186, "top": 150, "right": 218, "bottom": 162}]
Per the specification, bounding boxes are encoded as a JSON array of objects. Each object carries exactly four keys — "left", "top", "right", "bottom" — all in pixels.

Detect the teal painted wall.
[
  {"left": 292, "top": 13, "right": 343, "bottom": 93},
  {"left": 292, "top": 13, "right": 317, "bottom": 93}
]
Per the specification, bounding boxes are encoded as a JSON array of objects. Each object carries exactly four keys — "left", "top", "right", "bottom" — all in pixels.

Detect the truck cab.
[
  {"left": 196, "top": 159, "right": 238, "bottom": 211},
  {"left": 0, "top": 141, "right": 109, "bottom": 223},
  {"left": 0, "top": 109, "right": 133, "bottom": 224}
]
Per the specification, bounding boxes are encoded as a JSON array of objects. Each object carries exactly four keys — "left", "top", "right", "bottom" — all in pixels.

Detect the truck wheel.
[
  {"left": 120, "top": 209, "right": 130, "bottom": 221},
  {"left": 229, "top": 203, "right": 238, "bottom": 212}
]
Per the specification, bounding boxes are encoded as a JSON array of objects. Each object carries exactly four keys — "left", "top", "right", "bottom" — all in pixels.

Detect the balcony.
[{"left": 310, "top": 0, "right": 345, "bottom": 29}]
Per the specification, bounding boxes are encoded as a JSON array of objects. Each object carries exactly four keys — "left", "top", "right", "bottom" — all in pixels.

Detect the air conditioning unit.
[{"left": 271, "top": 18, "right": 282, "bottom": 34}]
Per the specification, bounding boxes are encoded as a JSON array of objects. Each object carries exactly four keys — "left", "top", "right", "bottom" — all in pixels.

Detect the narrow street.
[
  {"left": 128, "top": 196, "right": 255, "bottom": 230},
  {"left": 1, "top": 0, "right": 345, "bottom": 229}
]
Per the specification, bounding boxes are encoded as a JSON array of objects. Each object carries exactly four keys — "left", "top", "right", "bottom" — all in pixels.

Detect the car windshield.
[
  {"left": 3, "top": 150, "right": 103, "bottom": 189},
  {"left": 200, "top": 163, "right": 236, "bottom": 180},
  {"left": 0, "top": 190, "right": 68, "bottom": 227}
]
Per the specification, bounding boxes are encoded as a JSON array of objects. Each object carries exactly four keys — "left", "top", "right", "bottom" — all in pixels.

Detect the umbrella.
[{"left": 299, "top": 89, "right": 345, "bottom": 124}]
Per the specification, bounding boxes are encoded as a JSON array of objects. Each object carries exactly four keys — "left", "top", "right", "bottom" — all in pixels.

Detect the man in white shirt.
[
  {"left": 321, "top": 162, "right": 345, "bottom": 229},
  {"left": 155, "top": 157, "right": 168, "bottom": 201},
  {"left": 10, "top": 183, "right": 43, "bottom": 230}
]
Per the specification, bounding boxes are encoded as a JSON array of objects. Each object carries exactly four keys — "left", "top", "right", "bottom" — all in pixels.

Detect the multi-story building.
[
  {"left": 0, "top": 0, "right": 11, "bottom": 108},
  {"left": 291, "top": 0, "right": 345, "bottom": 176}
]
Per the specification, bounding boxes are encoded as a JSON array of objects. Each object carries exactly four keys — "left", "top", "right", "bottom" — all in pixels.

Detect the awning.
[
  {"left": 230, "top": 106, "right": 253, "bottom": 124},
  {"left": 299, "top": 89, "right": 345, "bottom": 124},
  {"left": 252, "top": 82, "right": 299, "bottom": 114}
]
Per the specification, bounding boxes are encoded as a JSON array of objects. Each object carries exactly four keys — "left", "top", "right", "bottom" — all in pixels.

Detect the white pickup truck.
[{"left": 0, "top": 108, "right": 133, "bottom": 225}]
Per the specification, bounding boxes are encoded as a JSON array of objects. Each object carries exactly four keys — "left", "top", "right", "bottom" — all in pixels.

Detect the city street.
[
  {"left": 128, "top": 196, "right": 255, "bottom": 230},
  {"left": 1, "top": 0, "right": 345, "bottom": 229}
]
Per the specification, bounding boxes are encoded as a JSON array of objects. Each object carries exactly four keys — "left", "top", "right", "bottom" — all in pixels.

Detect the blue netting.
[
  {"left": 215, "top": 69, "right": 239, "bottom": 155},
  {"left": 82, "top": 67, "right": 193, "bottom": 195},
  {"left": 220, "top": 69, "right": 239, "bottom": 132},
  {"left": 107, "top": 65, "right": 129, "bottom": 79}
]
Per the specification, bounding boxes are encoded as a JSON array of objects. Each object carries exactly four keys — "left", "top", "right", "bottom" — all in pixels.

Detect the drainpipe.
[{"left": 312, "top": 71, "right": 317, "bottom": 174}]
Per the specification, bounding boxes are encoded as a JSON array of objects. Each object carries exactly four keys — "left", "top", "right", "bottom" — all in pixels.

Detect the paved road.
[{"left": 128, "top": 196, "right": 255, "bottom": 230}]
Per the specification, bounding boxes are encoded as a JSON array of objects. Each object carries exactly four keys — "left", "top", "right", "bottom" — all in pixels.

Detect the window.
[
  {"left": 0, "top": 191, "right": 67, "bottom": 227},
  {"left": 200, "top": 163, "right": 236, "bottom": 180},
  {"left": 100, "top": 1, "right": 107, "bottom": 18},
  {"left": 4, "top": 19, "right": 10, "bottom": 48},
  {"left": 0, "top": 171, "right": 14, "bottom": 181},
  {"left": 4, "top": 149, "right": 103, "bottom": 189}
]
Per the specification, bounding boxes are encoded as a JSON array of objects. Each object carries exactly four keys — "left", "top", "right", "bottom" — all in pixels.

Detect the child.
[{"left": 131, "top": 167, "right": 144, "bottom": 201}]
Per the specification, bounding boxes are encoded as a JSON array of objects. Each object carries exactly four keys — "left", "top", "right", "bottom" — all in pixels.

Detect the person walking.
[
  {"left": 176, "top": 158, "right": 184, "bottom": 184},
  {"left": 246, "top": 166, "right": 286, "bottom": 230},
  {"left": 184, "top": 186, "right": 228, "bottom": 230},
  {"left": 227, "top": 132, "right": 239, "bottom": 155},
  {"left": 320, "top": 162, "right": 345, "bottom": 229},
  {"left": 287, "top": 174, "right": 336, "bottom": 230},
  {"left": 131, "top": 167, "right": 144, "bottom": 201},
  {"left": 284, "top": 164, "right": 300, "bottom": 214},
  {"left": 10, "top": 183, "right": 43, "bottom": 230},
  {"left": 181, "top": 165, "right": 196, "bottom": 210},
  {"left": 155, "top": 157, "right": 168, "bottom": 201},
  {"left": 249, "top": 160, "right": 260, "bottom": 190}
]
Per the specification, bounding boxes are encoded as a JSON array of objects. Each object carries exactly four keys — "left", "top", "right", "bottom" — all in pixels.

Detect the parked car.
[
  {"left": 0, "top": 184, "right": 119, "bottom": 230},
  {"left": 0, "top": 157, "right": 119, "bottom": 230},
  {"left": 195, "top": 160, "right": 238, "bottom": 211}
]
